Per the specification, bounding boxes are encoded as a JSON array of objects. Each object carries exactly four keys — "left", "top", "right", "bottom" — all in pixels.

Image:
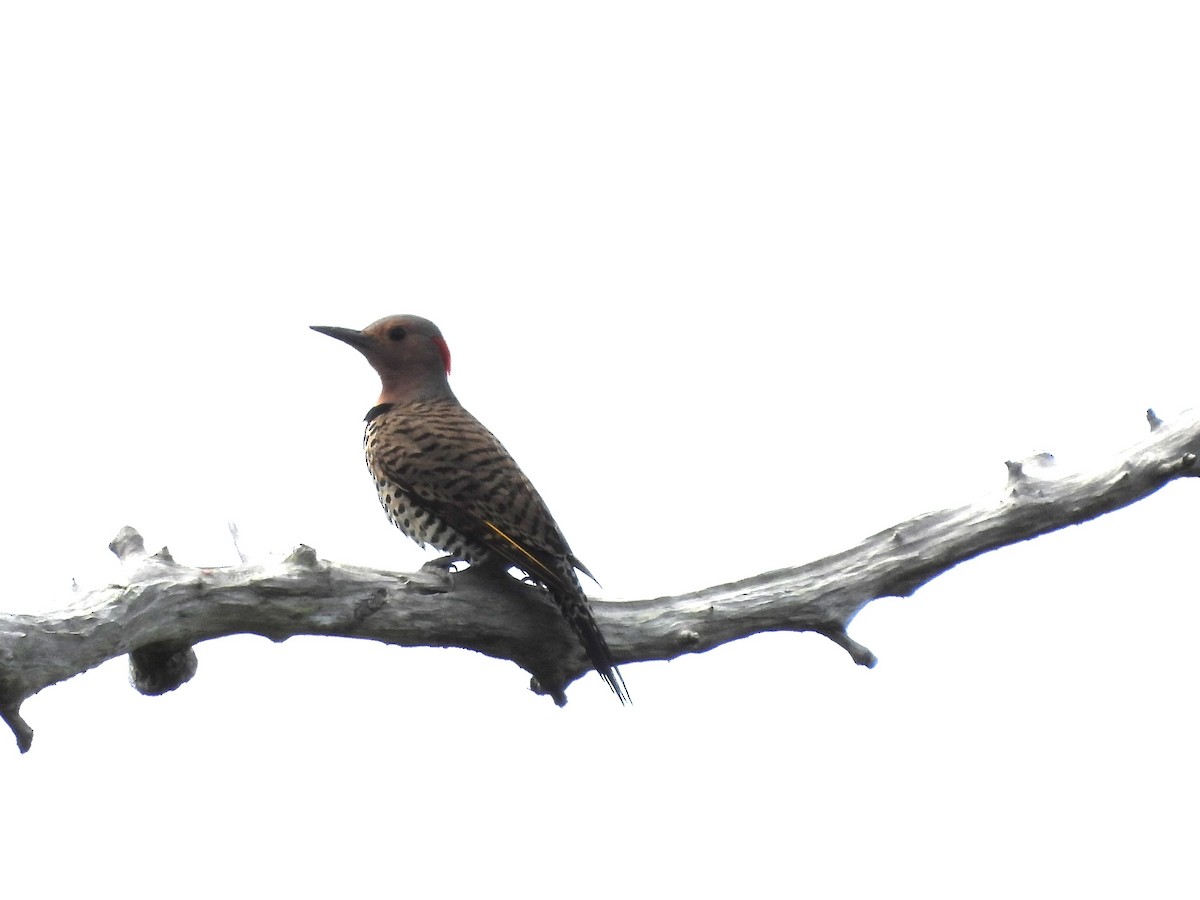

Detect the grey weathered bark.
[{"left": 0, "top": 409, "right": 1196, "bottom": 753}]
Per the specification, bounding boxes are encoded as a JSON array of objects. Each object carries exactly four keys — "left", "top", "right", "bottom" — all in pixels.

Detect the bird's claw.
[{"left": 418, "top": 556, "right": 459, "bottom": 591}]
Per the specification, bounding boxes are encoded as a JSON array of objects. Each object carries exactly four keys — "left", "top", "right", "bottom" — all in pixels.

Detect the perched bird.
[{"left": 311, "top": 315, "right": 629, "bottom": 703}]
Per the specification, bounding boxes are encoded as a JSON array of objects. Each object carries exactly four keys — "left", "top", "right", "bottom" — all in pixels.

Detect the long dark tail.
[{"left": 553, "top": 587, "right": 631, "bottom": 705}]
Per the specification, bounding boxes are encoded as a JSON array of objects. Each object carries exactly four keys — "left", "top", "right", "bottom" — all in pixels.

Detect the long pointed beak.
[{"left": 310, "top": 325, "right": 374, "bottom": 353}]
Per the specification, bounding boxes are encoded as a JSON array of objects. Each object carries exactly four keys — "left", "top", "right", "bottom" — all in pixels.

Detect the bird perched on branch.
[{"left": 311, "top": 314, "right": 629, "bottom": 704}]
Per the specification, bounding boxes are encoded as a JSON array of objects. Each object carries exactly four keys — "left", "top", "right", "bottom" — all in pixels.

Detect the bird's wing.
[{"left": 370, "top": 408, "right": 586, "bottom": 593}]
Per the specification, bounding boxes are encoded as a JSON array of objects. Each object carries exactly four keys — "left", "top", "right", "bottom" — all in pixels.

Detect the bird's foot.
[
  {"left": 421, "top": 555, "right": 460, "bottom": 574},
  {"left": 418, "top": 555, "right": 461, "bottom": 591}
]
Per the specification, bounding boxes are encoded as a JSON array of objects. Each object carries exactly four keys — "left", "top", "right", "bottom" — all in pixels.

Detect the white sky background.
[{"left": 2, "top": 2, "right": 1198, "bottom": 895}]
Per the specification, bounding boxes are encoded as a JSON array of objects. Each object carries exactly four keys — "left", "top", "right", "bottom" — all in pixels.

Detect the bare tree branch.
[{"left": 1, "top": 408, "right": 1196, "bottom": 752}]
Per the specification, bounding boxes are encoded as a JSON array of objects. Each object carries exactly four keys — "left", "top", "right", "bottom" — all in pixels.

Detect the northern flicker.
[{"left": 312, "top": 315, "right": 629, "bottom": 704}]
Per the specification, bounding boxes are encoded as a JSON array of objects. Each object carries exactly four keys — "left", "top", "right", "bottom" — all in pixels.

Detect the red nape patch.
[{"left": 435, "top": 337, "right": 452, "bottom": 374}]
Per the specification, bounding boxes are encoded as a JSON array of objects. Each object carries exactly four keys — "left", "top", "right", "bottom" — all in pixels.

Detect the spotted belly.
[{"left": 372, "top": 473, "right": 493, "bottom": 565}]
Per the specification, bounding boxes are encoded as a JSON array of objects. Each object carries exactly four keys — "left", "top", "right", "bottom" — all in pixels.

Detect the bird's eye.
[{"left": 387, "top": 326, "right": 407, "bottom": 341}]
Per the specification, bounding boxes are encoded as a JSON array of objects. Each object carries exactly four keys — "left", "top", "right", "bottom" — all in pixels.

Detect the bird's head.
[{"left": 311, "top": 314, "right": 454, "bottom": 405}]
